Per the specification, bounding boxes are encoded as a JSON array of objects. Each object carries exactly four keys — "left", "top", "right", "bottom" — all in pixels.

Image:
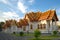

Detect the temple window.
[
  {"left": 30, "top": 24, "right": 33, "bottom": 29},
  {"left": 43, "top": 24, "right": 46, "bottom": 29},
  {"left": 40, "top": 24, "right": 42, "bottom": 29},
  {"left": 40, "top": 24, "right": 46, "bottom": 29},
  {"left": 38, "top": 24, "right": 40, "bottom": 29},
  {"left": 58, "top": 27, "right": 60, "bottom": 29},
  {"left": 23, "top": 27, "right": 26, "bottom": 31}
]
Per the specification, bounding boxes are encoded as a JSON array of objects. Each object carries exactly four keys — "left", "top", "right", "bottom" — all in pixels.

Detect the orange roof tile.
[
  {"left": 25, "top": 12, "right": 41, "bottom": 22},
  {"left": 2, "top": 20, "right": 17, "bottom": 29},
  {"left": 16, "top": 22, "right": 22, "bottom": 28},
  {"left": 2, "top": 24, "right": 8, "bottom": 29},
  {"left": 35, "top": 12, "right": 41, "bottom": 21},
  {"left": 2, "top": 10, "right": 59, "bottom": 29},
  {"left": 25, "top": 10, "right": 58, "bottom": 21},
  {"left": 47, "top": 10, "right": 54, "bottom": 20},
  {"left": 39, "top": 10, "right": 50, "bottom": 20},
  {"left": 18, "top": 19, "right": 28, "bottom": 26}
]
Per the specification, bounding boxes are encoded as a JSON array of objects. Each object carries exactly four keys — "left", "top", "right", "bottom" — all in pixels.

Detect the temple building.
[{"left": 2, "top": 10, "right": 59, "bottom": 33}]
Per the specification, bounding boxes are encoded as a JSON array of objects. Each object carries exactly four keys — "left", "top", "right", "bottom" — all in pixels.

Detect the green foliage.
[
  {"left": 0, "top": 22, "right": 5, "bottom": 31},
  {"left": 19, "top": 31, "right": 24, "bottom": 36},
  {"left": 53, "top": 31, "right": 58, "bottom": 36},
  {"left": 13, "top": 32, "right": 16, "bottom": 34},
  {"left": 0, "top": 22, "right": 4, "bottom": 24},
  {"left": 34, "top": 29, "right": 41, "bottom": 38}
]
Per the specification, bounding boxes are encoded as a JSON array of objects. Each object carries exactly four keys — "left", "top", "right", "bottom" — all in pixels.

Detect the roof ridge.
[{"left": 47, "top": 10, "right": 51, "bottom": 20}]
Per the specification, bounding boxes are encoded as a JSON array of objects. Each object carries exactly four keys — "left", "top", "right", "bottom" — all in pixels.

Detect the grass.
[
  {"left": 40, "top": 35, "right": 60, "bottom": 39},
  {"left": 29, "top": 38, "right": 51, "bottom": 40},
  {"left": 12, "top": 33, "right": 34, "bottom": 36},
  {"left": 12, "top": 33, "right": 33, "bottom": 36},
  {"left": 12, "top": 33, "right": 60, "bottom": 40},
  {"left": 24, "top": 33, "right": 34, "bottom": 36},
  {"left": 29, "top": 35, "right": 60, "bottom": 40}
]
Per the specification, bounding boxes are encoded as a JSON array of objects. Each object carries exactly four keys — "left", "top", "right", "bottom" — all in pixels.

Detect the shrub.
[
  {"left": 19, "top": 31, "right": 24, "bottom": 36},
  {"left": 13, "top": 32, "right": 16, "bottom": 34},
  {"left": 34, "top": 29, "right": 41, "bottom": 38},
  {"left": 53, "top": 31, "right": 58, "bottom": 36}
]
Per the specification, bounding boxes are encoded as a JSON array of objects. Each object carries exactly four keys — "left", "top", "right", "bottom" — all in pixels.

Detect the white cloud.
[
  {"left": 28, "top": 0, "right": 34, "bottom": 4},
  {"left": 0, "top": 11, "right": 20, "bottom": 22},
  {"left": 3, "top": 12, "right": 19, "bottom": 17},
  {"left": 3, "top": 12, "right": 20, "bottom": 19},
  {"left": 0, "top": 0, "right": 17, "bottom": 12},
  {"left": 17, "top": 1, "right": 27, "bottom": 13},
  {"left": 0, "top": 17, "right": 5, "bottom": 22},
  {"left": 0, "top": 0, "right": 8, "bottom": 4},
  {"left": 0, "top": 0, "right": 26, "bottom": 22}
]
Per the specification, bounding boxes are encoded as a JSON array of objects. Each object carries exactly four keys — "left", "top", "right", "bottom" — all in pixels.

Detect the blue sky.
[{"left": 0, "top": 0, "right": 60, "bottom": 21}]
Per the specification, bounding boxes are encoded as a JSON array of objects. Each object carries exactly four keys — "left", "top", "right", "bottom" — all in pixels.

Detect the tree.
[
  {"left": 0, "top": 22, "right": 5, "bottom": 31},
  {"left": 19, "top": 31, "right": 24, "bottom": 36},
  {"left": 34, "top": 29, "right": 41, "bottom": 39}
]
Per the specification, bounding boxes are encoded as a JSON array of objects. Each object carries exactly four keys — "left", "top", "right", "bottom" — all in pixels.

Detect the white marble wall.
[
  {"left": 28, "top": 22, "right": 38, "bottom": 32},
  {"left": 3, "top": 20, "right": 58, "bottom": 33},
  {"left": 28, "top": 20, "right": 49, "bottom": 33}
]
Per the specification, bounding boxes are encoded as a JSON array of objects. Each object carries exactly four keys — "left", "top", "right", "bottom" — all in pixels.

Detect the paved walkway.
[
  {"left": 0, "top": 32, "right": 60, "bottom": 40},
  {"left": 0, "top": 32, "right": 33, "bottom": 40}
]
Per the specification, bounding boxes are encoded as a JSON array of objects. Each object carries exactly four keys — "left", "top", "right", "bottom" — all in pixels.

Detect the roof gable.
[
  {"left": 39, "top": 10, "right": 50, "bottom": 20},
  {"left": 25, "top": 10, "right": 59, "bottom": 22},
  {"left": 25, "top": 12, "right": 41, "bottom": 22}
]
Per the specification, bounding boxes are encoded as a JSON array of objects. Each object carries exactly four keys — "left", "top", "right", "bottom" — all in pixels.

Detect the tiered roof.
[
  {"left": 25, "top": 10, "right": 58, "bottom": 21},
  {"left": 2, "top": 10, "right": 59, "bottom": 29}
]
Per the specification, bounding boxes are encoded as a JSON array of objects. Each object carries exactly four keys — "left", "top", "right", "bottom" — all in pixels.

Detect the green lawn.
[
  {"left": 12, "top": 33, "right": 60, "bottom": 40},
  {"left": 12, "top": 33, "right": 34, "bottom": 36},
  {"left": 29, "top": 35, "right": 60, "bottom": 40},
  {"left": 40, "top": 35, "right": 60, "bottom": 39}
]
